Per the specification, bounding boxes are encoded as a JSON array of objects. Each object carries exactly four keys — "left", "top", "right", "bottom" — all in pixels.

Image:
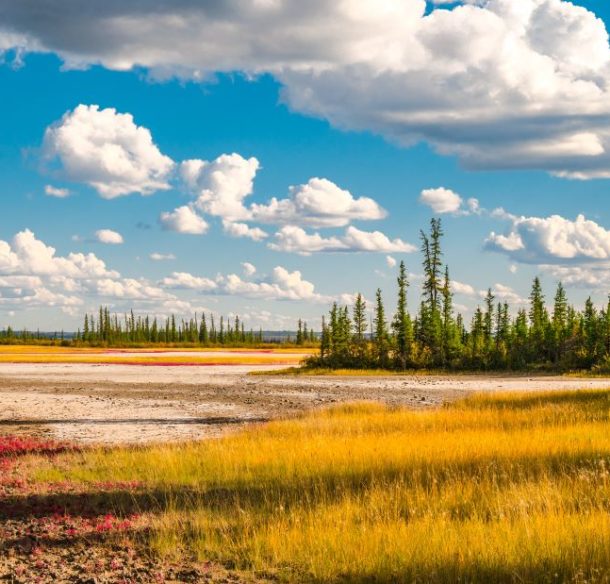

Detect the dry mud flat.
[{"left": 1, "top": 361, "right": 610, "bottom": 444}]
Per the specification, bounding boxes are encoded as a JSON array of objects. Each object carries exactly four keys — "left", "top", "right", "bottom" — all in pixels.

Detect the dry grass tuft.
[{"left": 33, "top": 389, "right": 610, "bottom": 582}]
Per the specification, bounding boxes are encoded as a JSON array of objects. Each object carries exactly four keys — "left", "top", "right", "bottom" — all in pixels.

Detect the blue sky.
[{"left": 2, "top": 0, "right": 610, "bottom": 330}]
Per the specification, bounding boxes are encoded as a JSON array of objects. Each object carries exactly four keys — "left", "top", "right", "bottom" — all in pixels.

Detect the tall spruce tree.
[
  {"left": 552, "top": 282, "right": 567, "bottom": 363},
  {"left": 441, "top": 266, "right": 460, "bottom": 365},
  {"left": 392, "top": 261, "right": 412, "bottom": 369},
  {"left": 529, "top": 277, "right": 547, "bottom": 361},
  {"left": 373, "top": 289, "right": 390, "bottom": 368},
  {"left": 419, "top": 218, "right": 444, "bottom": 362},
  {"left": 353, "top": 293, "right": 368, "bottom": 364}
]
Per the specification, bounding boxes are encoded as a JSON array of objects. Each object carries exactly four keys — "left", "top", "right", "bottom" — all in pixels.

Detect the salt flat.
[{"left": 1, "top": 355, "right": 609, "bottom": 444}]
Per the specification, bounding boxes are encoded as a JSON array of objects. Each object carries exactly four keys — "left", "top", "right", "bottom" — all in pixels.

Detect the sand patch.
[{"left": 1, "top": 359, "right": 610, "bottom": 444}]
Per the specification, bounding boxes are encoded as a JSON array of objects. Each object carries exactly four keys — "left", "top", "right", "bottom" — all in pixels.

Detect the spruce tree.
[
  {"left": 393, "top": 261, "right": 412, "bottom": 369},
  {"left": 353, "top": 293, "right": 368, "bottom": 365},
  {"left": 552, "top": 282, "right": 567, "bottom": 363},
  {"left": 419, "top": 219, "right": 444, "bottom": 363},
  {"left": 320, "top": 316, "right": 330, "bottom": 360},
  {"left": 529, "top": 277, "right": 547, "bottom": 361},
  {"left": 199, "top": 313, "right": 208, "bottom": 344},
  {"left": 373, "top": 289, "right": 390, "bottom": 368},
  {"left": 583, "top": 297, "right": 598, "bottom": 364}
]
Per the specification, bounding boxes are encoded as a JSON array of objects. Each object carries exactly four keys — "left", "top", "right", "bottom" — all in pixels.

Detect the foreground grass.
[{"left": 33, "top": 390, "right": 610, "bottom": 582}]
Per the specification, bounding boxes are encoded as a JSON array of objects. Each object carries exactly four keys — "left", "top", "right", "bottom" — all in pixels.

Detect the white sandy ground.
[{"left": 1, "top": 359, "right": 610, "bottom": 444}]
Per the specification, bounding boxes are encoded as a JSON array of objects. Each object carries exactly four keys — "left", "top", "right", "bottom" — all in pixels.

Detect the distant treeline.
[
  {"left": 0, "top": 328, "right": 72, "bottom": 346},
  {"left": 0, "top": 309, "right": 317, "bottom": 348},
  {"left": 309, "top": 218, "right": 610, "bottom": 373}
]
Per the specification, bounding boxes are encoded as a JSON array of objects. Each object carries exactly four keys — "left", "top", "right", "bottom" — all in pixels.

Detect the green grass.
[{"left": 32, "top": 390, "right": 610, "bottom": 582}]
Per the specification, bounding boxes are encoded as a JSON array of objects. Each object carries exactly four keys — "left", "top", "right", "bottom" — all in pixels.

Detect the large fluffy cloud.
[
  {"left": 0, "top": 230, "right": 120, "bottom": 312},
  {"left": 486, "top": 214, "right": 610, "bottom": 264},
  {"left": 181, "top": 154, "right": 259, "bottom": 222},
  {"left": 7, "top": 1, "right": 610, "bottom": 177},
  {"left": 0, "top": 229, "right": 355, "bottom": 325},
  {"left": 221, "top": 267, "right": 330, "bottom": 303},
  {"left": 179, "top": 157, "right": 386, "bottom": 228},
  {"left": 92, "top": 278, "right": 170, "bottom": 300},
  {"left": 158, "top": 265, "right": 332, "bottom": 303},
  {"left": 42, "top": 105, "right": 174, "bottom": 198},
  {"left": 251, "top": 178, "right": 386, "bottom": 227},
  {"left": 6, "top": 229, "right": 119, "bottom": 278},
  {"left": 541, "top": 265, "right": 610, "bottom": 290}
]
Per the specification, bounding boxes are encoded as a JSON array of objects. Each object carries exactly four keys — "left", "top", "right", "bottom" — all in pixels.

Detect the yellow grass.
[
  {"left": 33, "top": 390, "right": 610, "bottom": 582},
  {"left": 0, "top": 355, "right": 302, "bottom": 365},
  {"left": 0, "top": 345, "right": 312, "bottom": 365},
  {"left": 0, "top": 345, "right": 311, "bottom": 354}
]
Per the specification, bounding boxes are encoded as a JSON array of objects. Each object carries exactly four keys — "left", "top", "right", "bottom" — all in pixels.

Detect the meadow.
[
  {"left": 8, "top": 389, "right": 608, "bottom": 582},
  {"left": 0, "top": 345, "right": 310, "bottom": 366}
]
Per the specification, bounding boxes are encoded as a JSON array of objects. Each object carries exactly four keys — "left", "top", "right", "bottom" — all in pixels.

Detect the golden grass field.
[
  {"left": 0, "top": 345, "right": 311, "bottom": 366},
  {"left": 28, "top": 389, "right": 610, "bottom": 583}
]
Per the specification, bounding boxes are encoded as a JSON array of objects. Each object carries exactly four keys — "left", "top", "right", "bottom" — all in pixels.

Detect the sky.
[{"left": 1, "top": 0, "right": 610, "bottom": 331}]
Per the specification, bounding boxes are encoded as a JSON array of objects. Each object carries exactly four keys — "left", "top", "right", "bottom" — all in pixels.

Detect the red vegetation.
[
  {"left": 0, "top": 434, "right": 215, "bottom": 582},
  {"left": 116, "top": 361, "right": 261, "bottom": 367},
  {"left": 0, "top": 436, "right": 72, "bottom": 458}
]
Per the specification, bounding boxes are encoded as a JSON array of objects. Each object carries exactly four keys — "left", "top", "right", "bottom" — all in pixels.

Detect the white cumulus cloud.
[
  {"left": 251, "top": 177, "right": 386, "bottom": 227},
  {"left": 270, "top": 225, "right": 415, "bottom": 255},
  {"left": 42, "top": 104, "right": 174, "bottom": 198},
  {"left": 241, "top": 262, "right": 257, "bottom": 277},
  {"left": 221, "top": 266, "right": 330, "bottom": 303},
  {"left": 420, "top": 188, "right": 463, "bottom": 214},
  {"left": 181, "top": 154, "right": 259, "bottom": 222},
  {"left": 452, "top": 280, "right": 476, "bottom": 296},
  {"left": 159, "top": 272, "right": 218, "bottom": 291},
  {"left": 486, "top": 214, "right": 610, "bottom": 264},
  {"left": 95, "top": 229, "right": 124, "bottom": 245},
  {"left": 160, "top": 205, "right": 208, "bottom": 235},
  {"left": 6, "top": 1, "right": 610, "bottom": 177},
  {"left": 222, "top": 220, "right": 268, "bottom": 241}
]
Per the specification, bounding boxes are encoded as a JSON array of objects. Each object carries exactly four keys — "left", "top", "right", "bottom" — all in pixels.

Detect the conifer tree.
[
  {"left": 419, "top": 219, "right": 444, "bottom": 362},
  {"left": 320, "top": 316, "right": 329, "bottom": 359},
  {"left": 529, "top": 277, "right": 547, "bottom": 360},
  {"left": 583, "top": 297, "right": 598, "bottom": 364},
  {"left": 441, "top": 266, "right": 460, "bottom": 365},
  {"left": 392, "top": 261, "right": 412, "bottom": 369},
  {"left": 373, "top": 289, "right": 390, "bottom": 368},
  {"left": 353, "top": 293, "right": 368, "bottom": 364},
  {"left": 199, "top": 313, "right": 208, "bottom": 344},
  {"left": 552, "top": 282, "right": 567, "bottom": 363}
]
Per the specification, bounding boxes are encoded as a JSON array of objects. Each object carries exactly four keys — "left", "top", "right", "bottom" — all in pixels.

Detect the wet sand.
[{"left": 1, "top": 360, "right": 609, "bottom": 444}]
